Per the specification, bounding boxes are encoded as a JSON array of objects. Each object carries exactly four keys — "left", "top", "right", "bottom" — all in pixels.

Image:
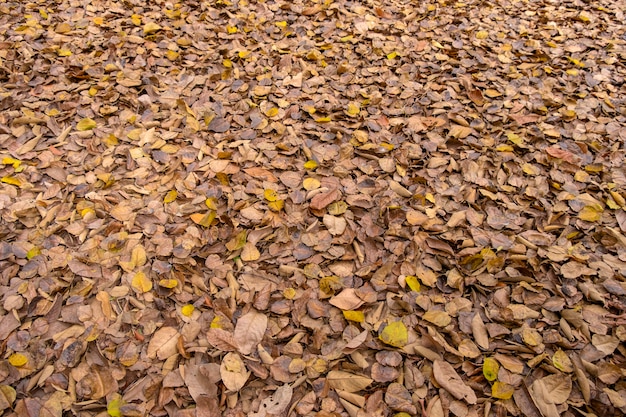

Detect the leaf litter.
[{"left": 0, "top": 0, "right": 625, "bottom": 416}]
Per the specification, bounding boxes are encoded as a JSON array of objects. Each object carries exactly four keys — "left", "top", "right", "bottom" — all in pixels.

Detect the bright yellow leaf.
[
  {"left": 386, "top": 51, "right": 397, "bottom": 60},
  {"left": 131, "top": 271, "right": 152, "bottom": 293},
  {"left": 26, "top": 247, "right": 40, "bottom": 260},
  {"left": 304, "top": 160, "right": 318, "bottom": 170},
  {"left": 8, "top": 353, "right": 28, "bottom": 367},
  {"left": 159, "top": 279, "right": 178, "bottom": 289},
  {"left": 379, "top": 321, "right": 408, "bottom": 347},
  {"left": 190, "top": 211, "right": 216, "bottom": 227},
  {"left": 131, "top": 14, "right": 142, "bottom": 25},
  {"left": 405, "top": 275, "right": 421, "bottom": 292},
  {"left": 223, "top": 59, "right": 233, "bottom": 68},
  {"left": 491, "top": 381, "right": 514, "bottom": 400},
  {"left": 93, "top": 17, "right": 104, "bottom": 25},
  {"left": 238, "top": 50, "right": 250, "bottom": 59},
  {"left": 181, "top": 304, "right": 195, "bottom": 317},
  {"left": 264, "top": 189, "right": 278, "bottom": 202},
  {"left": 227, "top": 25, "right": 238, "bottom": 34},
  {"left": 268, "top": 200, "right": 284, "bottom": 212},
  {"left": 342, "top": 310, "right": 365, "bottom": 323},
  {"left": 163, "top": 190, "right": 177, "bottom": 203},
  {"left": 2, "top": 157, "right": 21, "bottom": 169},
  {"left": 57, "top": 48, "right": 72, "bottom": 57},
  {"left": 166, "top": 50, "right": 179, "bottom": 60},
  {"left": 77, "top": 118, "right": 97, "bottom": 131},
  {"left": 483, "top": 357, "right": 499, "bottom": 381},
  {"left": 1, "top": 176, "right": 21, "bottom": 186},
  {"left": 107, "top": 394, "right": 123, "bottom": 417},
  {"left": 205, "top": 197, "right": 217, "bottom": 210},
  {"left": 314, "top": 116, "right": 331, "bottom": 123},
  {"left": 210, "top": 316, "right": 222, "bottom": 328},
  {"left": 276, "top": 21, "right": 287, "bottom": 28}
]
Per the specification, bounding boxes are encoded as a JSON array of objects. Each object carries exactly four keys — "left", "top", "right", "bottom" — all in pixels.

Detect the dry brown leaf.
[
  {"left": 147, "top": 327, "right": 180, "bottom": 360},
  {"left": 220, "top": 353, "right": 250, "bottom": 392},
  {"left": 233, "top": 310, "right": 268, "bottom": 355},
  {"left": 327, "top": 370, "right": 373, "bottom": 393},
  {"left": 433, "top": 360, "right": 477, "bottom": 404}
]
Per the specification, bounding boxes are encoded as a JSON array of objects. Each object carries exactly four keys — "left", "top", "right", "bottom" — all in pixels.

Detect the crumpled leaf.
[
  {"left": 249, "top": 384, "right": 293, "bottom": 417},
  {"left": 220, "top": 353, "right": 250, "bottom": 392}
]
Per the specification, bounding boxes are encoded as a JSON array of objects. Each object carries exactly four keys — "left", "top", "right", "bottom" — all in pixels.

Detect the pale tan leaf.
[
  {"left": 327, "top": 370, "right": 372, "bottom": 393},
  {"left": 233, "top": 310, "right": 267, "bottom": 355},
  {"left": 220, "top": 353, "right": 250, "bottom": 392},
  {"left": 147, "top": 327, "right": 180, "bottom": 360}
]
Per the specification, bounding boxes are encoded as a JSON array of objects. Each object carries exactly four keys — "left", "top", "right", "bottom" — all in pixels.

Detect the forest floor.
[{"left": 0, "top": 0, "right": 626, "bottom": 416}]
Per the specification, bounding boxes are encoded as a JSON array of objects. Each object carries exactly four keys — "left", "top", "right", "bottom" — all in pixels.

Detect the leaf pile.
[{"left": 0, "top": 0, "right": 625, "bottom": 416}]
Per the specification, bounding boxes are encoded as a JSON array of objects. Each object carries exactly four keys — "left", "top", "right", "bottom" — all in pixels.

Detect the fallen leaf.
[
  {"left": 327, "top": 371, "right": 372, "bottom": 393},
  {"left": 233, "top": 310, "right": 268, "bottom": 355},
  {"left": 433, "top": 360, "right": 477, "bottom": 404},
  {"left": 147, "top": 327, "right": 180, "bottom": 360}
]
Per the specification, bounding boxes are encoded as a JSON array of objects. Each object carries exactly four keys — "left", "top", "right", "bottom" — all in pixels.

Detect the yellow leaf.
[
  {"left": 131, "top": 14, "right": 142, "bottom": 25},
  {"left": 379, "top": 321, "right": 408, "bottom": 347},
  {"left": 181, "top": 304, "right": 195, "bottom": 317},
  {"left": 57, "top": 48, "right": 72, "bottom": 57},
  {"left": 304, "top": 160, "right": 318, "bottom": 170},
  {"left": 159, "top": 279, "right": 178, "bottom": 289},
  {"left": 264, "top": 107, "right": 279, "bottom": 117},
  {"left": 210, "top": 316, "right": 223, "bottom": 329},
  {"left": 103, "top": 134, "right": 118, "bottom": 146},
  {"left": 227, "top": 25, "right": 238, "bottom": 34},
  {"left": 491, "top": 381, "right": 514, "bottom": 400},
  {"left": 163, "top": 190, "right": 177, "bottom": 203},
  {"left": 190, "top": 211, "right": 216, "bottom": 227},
  {"left": 566, "top": 69, "right": 579, "bottom": 76},
  {"left": 226, "top": 230, "right": 247, "bottom": 251},
  {"left": 276, "top": 21, "right": 287, "bottom": 28},
  {"left": 205, "top": 197, "right": 218, "bottom": 210},
  {"left": 166, "top": 50, "right": 179, "bottom": 60},
  {"left": 578, "top": 206, "right": 602, "bottom": 222},
  {"left": 238, "top": 50, "right": 250, "bottom": 59},
  {"left": 314, "top": 116, "right": 332, "bottom": 123},
  {"left": 328, "top": 201, "right": 348, "bottom": 215},
  {"left": 483, "top": 357, "right": 499, "bottom": 381},
  {"left": 283, "top": 288, "right": 296, "bottom": 299},
  {"left": 552, "top": 349, "right": 573, "bottom": 372},
  {"left": 342, "top": 310, "right": 365, "bottom": 323},
  {"left": 2, "top": 157, "right": 21, "bottom": 169},
  {"left": 264, "top": 189, "right": 278, "bottom": 202},
  {"left": 1, "top": 176, "right": 21, "bottom": 186},
  {"left": 475, "top": 30, "right": 489, "bottom": 39},
  {"left": 8, "top": 353, "right": 28, "bottom": 367},
  {"left": 386, "top": 51, "right": 397, "bottom": 60},
  {"left": 567, "top": 57, "right": 585, "bottom": 68},
  {"left": 131, "top": 271, "right": 152, "bottom": 293},
  {"left": 223, "top": 59, "right": 233, "bottom": 68},
  {"left": 577, "top": 12, "right": 590, "bottom": 22},
  {"left": 93, "top": 17, "right": 104, "bottom": 25},
  {"left": 143, "top": 22, "right": 161, "bottom": 35},
  {"left": 405, "top": 275, "right": 421, "bottom": 292},
  {"left": 303, "top": 177, "right": 321, "bottom": 190},
  {"left": 347, "top": 102, "right": 360, "bottom": 117},
  {"left": 131, "top": 245, "right": 147, "bottom": 267},
  {"left": 268, "top": 200, "right": 284, "bottom": 212},
  {"left": 107, "top": 394, "right": 123, "bottom": 417},
  {"left": 26, "top": 247, "right": 40, "bottom": 260},
  {"left": 77, "top": 118, "right": 97, "bottom": 131},
  {"left": 496, "top": 145, "right": 514, "bottom": 152}
]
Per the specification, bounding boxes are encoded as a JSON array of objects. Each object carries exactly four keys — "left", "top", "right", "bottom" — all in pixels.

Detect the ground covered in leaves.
[{"left": 1, "top": 0, "right": 626, "bottom": 416}]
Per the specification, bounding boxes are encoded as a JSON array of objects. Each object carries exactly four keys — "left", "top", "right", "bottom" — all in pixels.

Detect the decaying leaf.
[
  {"left": 147, "top": 327, "right": 180, "bottom": 360},
  {"left": 233, "top": 310, "right": 268, "bottom": 355},
  {"left": 327, "top": 370, "right": 373, "bottom": 393},
  {"left": 220, "top": 353, "right": 250, "bottom": 392}
]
